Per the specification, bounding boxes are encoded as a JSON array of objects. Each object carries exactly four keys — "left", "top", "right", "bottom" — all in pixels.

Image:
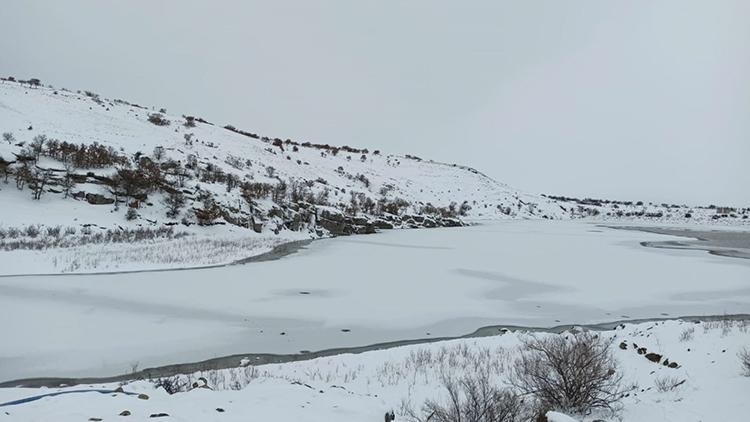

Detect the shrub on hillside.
[
  {"left": 183, "top": 115, "right": 196, "bottom": 128},
  {"left": 125, "top": 207, "right": 138, "bottom": 221},
  {"left": 164, "top": 191, "right": 186, "bottom": 218},
  {"left": 147, "top": 113, "right": 170, "bottom": 126}
]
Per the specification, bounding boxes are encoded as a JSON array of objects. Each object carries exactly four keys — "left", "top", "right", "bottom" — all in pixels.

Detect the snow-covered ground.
[
  {"left": 1, "top": 319, "right": 748, "bottom": 421},
  {"left": 0, "top": 225, "right": 309, "bottom": 275},
  {"left": 1, "top": 220, "right": 748, "bottom": 383}
]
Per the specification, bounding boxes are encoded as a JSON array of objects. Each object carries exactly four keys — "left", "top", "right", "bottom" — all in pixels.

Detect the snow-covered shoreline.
[{"left": 1, "top": 318, "right": 748, "bottom": 421}]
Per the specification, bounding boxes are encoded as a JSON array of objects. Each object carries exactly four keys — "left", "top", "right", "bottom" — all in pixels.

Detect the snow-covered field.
[
  {"left": 1, "top": 318, "right": 748, "bottom": 421},
  {"left": 1, "top": 220, "right": 748, "bottom": 383}
]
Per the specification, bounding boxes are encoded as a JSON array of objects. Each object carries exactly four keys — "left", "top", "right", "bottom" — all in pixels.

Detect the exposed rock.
[
  {"left": 439, "top": 218, "right": 463, "bottom": 227},
  {"left": 645, "top": 352, "right": 662, "bottom": 363},
  {"left": 137, "top": 393, "right": 149, "bottom": 400},
  {"left": 351, "top": 216, "right": 369, "bottom": 226},
  {"left": 149, "top": 413, "right": 169, "bottom": 418},
  {"left": 371, "top": 219, "right": 394, "bottom": 229},
  {"left": 119, "top": 410, "right": 131, "bottom": 416},
  {"left": 619, "top": 341, "right": 628, "bottom": 350},
  {"left": 85, "top": 193, "right": 115, "bottom": 205}
]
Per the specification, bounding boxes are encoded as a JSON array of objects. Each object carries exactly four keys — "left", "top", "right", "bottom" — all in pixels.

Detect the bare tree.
[
  {"left": 153, "top": 146, "right": 165, "bottom": 162},
  {"left": 31, "top": 168, "right": 52, "bottom": 200},
  {"left": 61, "top": 161, "right": 76, "bottom": 198},
  {"left": 164, "top": 191, "right": 186, "bottom": 218},
  {"left": 740, "top": 347, "right": 750, "bottom": 376},
  {"left": 510, "top": 332, "right": 623, "bottom": 415},
  {"left": 30, "top": 134, "right": 46, "bottom": 160},
  {"left": 2, "top": 132, "right": 14, "bottom": 144}
]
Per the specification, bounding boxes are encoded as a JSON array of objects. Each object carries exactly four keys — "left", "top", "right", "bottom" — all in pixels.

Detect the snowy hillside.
[{"left": 0, "top": 78, "right": 564, "bottom": 272}]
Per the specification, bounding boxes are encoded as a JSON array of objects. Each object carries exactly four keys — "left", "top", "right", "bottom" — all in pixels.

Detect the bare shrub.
[
  {"left": 678, "top": 327, "right": 695, "bottom": 342},
  {"left": 2, "top": 132, "right": 15, "bottom": 144},
  {"left": 147, "top": 113, "right": 170, "bottom": 126},
  {"left": 153, "top": 377, "right": 188, "bottom": 395},
  {"left": 654, "top": 375, "right": 684, "bottom": 393},
  {"left": 740, "top": 347, "right": 750, "bottom": 376},
  {"left": 24, "top": 225, "right": 40, "bottom": 238},
  {"left": 46, "top": 225, "right": 62, "bottom": 238},
  {"left": 510, "top": 332, "right": 623, "bottom": 415},
  {"left": 405, "top": 373, "right": 530, "bottom": 422},
  {"left": 125, "top": 207, "right": 138, "bottom": 221}
]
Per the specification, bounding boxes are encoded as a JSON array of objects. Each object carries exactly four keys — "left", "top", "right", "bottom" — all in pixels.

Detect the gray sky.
[{"left": 2, "top": 0, "right": 748, "bottom": 205}]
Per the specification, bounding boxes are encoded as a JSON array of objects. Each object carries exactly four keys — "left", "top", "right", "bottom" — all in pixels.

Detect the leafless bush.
[
  {"left": 24, "top": 225, "right": 40, "bottom": 238},
  {"left": 654, "top": 375, "right": 684, "bottom": 393},
  {"left": 678, "top": 327, "right": 695, "bottom": 342},
  {"left": 147, "top": 113, "right": 170, "bottom": 126},
  {"left": 45, "top": 225, "right": 62, "bottom": 238},
  {"left": 153, "top": 377, "right": 188, "bottom": 395},
  {"left": 404, "top": 373, "right": 531, "bottom": 422},
  {"left": 510, "top": 332, "right": 623, "bottom": 415},
  {"left": 2, "top": 132, "right": 15, "bottom": 144},
  {"left": 740, "top": 347, "right": 750, "bottom": 377}
]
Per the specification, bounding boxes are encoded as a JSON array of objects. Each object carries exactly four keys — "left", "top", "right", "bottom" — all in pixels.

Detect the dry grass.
[{"left": 654, "top": 375, "right": 685, "bottom": 393}]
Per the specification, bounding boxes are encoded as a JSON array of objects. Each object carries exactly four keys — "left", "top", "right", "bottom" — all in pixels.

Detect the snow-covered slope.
[{"left": 0, "top": 79, "right": 560, "bottom": 227}]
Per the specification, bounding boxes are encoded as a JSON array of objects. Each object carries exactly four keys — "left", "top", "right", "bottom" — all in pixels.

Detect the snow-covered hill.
[
  {"left": 0, "top": 78, "right": 566, "bottom": 272},
  {"left": 0, "top": 78, "right": 560, "bottom": 223}
]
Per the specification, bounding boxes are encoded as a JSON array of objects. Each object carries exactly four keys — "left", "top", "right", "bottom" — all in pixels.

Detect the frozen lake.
[{"left": 1, "top": 220, "right": 749, "bottom": 382}]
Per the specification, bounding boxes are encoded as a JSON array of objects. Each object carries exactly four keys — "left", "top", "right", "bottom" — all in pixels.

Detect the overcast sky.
[{"left": 2, "top": 0, "right": 748, "bottom": 205}]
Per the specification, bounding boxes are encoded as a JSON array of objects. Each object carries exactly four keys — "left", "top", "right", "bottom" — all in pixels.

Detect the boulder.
[
  {"left": 85, "top": 193, "right": 115, "bottom": 205},
  {"left": 440, "top": 218, "right": 463, "bottom": 227},
  {"left": 350, "top": 216, "right": 370, "bottom": 226},
  {"left": 371, "top": 219, "right": 394, "bottom": 229},
  {"left": 645, "top": 353, "right": 662, "bottom": 363}
]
